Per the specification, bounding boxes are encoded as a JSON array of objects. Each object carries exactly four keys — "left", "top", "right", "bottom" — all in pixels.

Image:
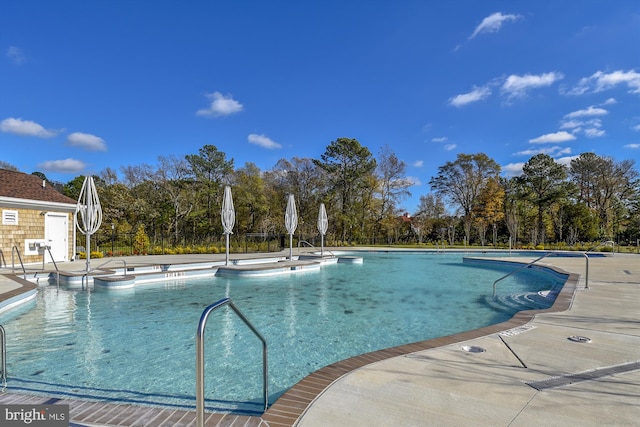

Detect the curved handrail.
[
  {"left": 493, "top": 251, "right": 590, "bottom": 295},
  {"left": 587, "top": 240, "right": 615, "bottom": 255},
  {"left": 42, "top": 246, "right": 60, "bottom": 288},
  {"left": 196, "top": 298, "right": 268, "bottom": 427},
  {"left": 0, "top": 325, "right": 6, "bottom": 392},
  {"left": 10, "top": 246, "right": 26, "bottom": 279},
  {"left": 298, "top": 240, "right": 336, "bottom": 257},
  {"left": 92, "top": 258, "right": 128, "bottom": 274},
  {"left": 493, "top": 252, "right": 554, "bottom": 296}
]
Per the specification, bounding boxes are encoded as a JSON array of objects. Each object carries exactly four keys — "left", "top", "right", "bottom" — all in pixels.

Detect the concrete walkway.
[{"left": 0, "top": 250, "right": 639, "bottom": 426}]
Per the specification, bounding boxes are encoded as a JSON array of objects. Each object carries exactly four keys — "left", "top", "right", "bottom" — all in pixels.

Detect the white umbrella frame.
[
  {"left": 285, "top": 194, "right": 298, "bottom": 261},
  {"left": 221, "top": 186, "right": 235, "bottom": 266},
  {"left": 75, "top": 176, "right": 103, "bottom": 274},
  {"left": 317, "top": 203, "right": 328, "bottom": 256}
]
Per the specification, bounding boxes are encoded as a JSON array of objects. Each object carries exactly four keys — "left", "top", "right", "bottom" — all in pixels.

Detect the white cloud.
[
  {"left": 67, "top": 132, "right": 107, "bottom": 151},
  {"left": 37, "top": 158, "right": 86, "bottom": 173},
  {"left": 469, "top": 12, "right": 522, "bottom": 40},
  {"left": 431, "top": 137, "right": 448, "bottom": 143},
  {"left": 444, "top": 144, "right": 457, "bottom": 151},
  {"left": 247, "top": 133, "right": 282, "bottom": 149},
  {"left": 584, "top": 128, "right": 605, "bottom": 138},
  {"left": 560, "top": 118, "right": 602, "bottom": 130},
  {"left": 502, "top": 162, "right": 524, "bottom": 177},
  {"left": 501, "top": 72, "right": 564, "bottom": 100},
  {"left": 413, "top": 160, "right": 424, "bottom": 167},
  {"left": 633, "top": 125, "right": 640, "bottom": 132},
  {"left": 529, "top": 131, "right": 576, "bottom": 144},
  {"left": 556, "top": 155, "right": 579, "bottom": 166},
  {"left": 196, "top": 92, "right": 244, "bottom": 117},
  {"left": 449, "top": 86, "right": 491, "bottom": 107},
  {"left": 570, "top": 69, "right": 640, "bottom": 95},
  {"left": 514, "top": 146, "right": 571, "bottom": 157},
  {"left": 624, "top": 144, "right": 640, "bottom": 149},
  {"left": 564, "top": 106, "right": 608, "bottom": 119},
  {"left": 406, "top": 176, "right": 422, "bottom": 186},
  {"left": 602, "top": 98, "right": 617, "bottom": 105},
  {"left": 0, "top": 117, "right": 58, "bottom": 138},
  {"left": 7, "top": 46, "right": 26, "bottom": 65}
]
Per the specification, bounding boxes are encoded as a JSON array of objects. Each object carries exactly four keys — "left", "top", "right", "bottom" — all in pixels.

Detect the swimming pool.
[{"left": 0, "top": 252, "right": 566, "bottom": 414}]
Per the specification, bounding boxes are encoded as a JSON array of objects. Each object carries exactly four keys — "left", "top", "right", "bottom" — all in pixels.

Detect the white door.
[{"left": 45, "top": 213, "right": 69, "bottom": 262}]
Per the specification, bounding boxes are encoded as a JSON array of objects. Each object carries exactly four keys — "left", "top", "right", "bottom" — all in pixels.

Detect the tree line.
[{"left": 4, "top": 138, "right": 639, "bottom": 250}]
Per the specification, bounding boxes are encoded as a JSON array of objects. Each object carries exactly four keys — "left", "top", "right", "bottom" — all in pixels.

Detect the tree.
[
  {"left": 374, "top": 145, "right": 412, "bottom": 242},
  {"left": 429, "top": 153, "right": 500, "bottom": 244},
  {"left": 472, "top": 177, "right": 505, "bottom": 246},
  {"left": 313, "top": 138, "right": 377, "bottom": 243},
  {"left": 570, "top": 153, "right": 639, "bottom": 238},
  {"left": 0, "top": 161, "right": 18, "bottom": 171},
  {"left": 155, "top": 155, "right": 193, "bottom": 243},
  {"left": 185, "top": 145, "right": 234, "bottom": 230},
  {"left": 232, "top": 162, "right": 269, "bottom": 234},
  {"left": 412, "top": 193, "right": 446, "bottom": 243},
  {"left": 517, "top": 154, "right": 568, "bottom": 245}
]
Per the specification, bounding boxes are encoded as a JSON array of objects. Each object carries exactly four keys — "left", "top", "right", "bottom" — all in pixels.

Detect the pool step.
[{"left": 481, "top": 290, "right": 558, "bottom": 313}]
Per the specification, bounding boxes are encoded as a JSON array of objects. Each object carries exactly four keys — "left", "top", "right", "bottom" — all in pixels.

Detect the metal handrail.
[
  {"left": 298, "top": 240, "right": 335, "bottom": 257},
  {"left": 42, "top": 246, "right": 60, "bottom": 288},
  {"left": 493, "top": 252, "right": 554, "bottom": 296},
  {"left": 10, "top": 246, "right": 27, "bottom": 279},
  {"left": 92, "top": 259, "right": 128, "bottom": 275},
  {"left": 0, "top": 325, "right": 6, "bottom": 392},
  {"left": 587, "top": 240, "right": 615, "bottom": 255},
  {"left": 493, "top": 251, "right": 590, "bottom": 296},
  {"left": 196, "top": 298, "right": 268, "bottom": 427}
]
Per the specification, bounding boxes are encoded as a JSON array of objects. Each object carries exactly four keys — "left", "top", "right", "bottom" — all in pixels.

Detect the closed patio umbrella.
[
  {"left": 285, "top": 194, "right": 298, "bottom": 261},
  {"left": 221, "top": 186, "right": 235, "bottom": 266},
  {"left": 75, "top": 176, "right": 103, "bottom": 273},
  {"left": 317, "top": 203, "right": 328, "bottom": 256}
]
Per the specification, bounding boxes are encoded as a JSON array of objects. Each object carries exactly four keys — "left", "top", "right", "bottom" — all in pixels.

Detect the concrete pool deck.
[{"left": 0, "top": 249, "right": 639, "bottom": 426}]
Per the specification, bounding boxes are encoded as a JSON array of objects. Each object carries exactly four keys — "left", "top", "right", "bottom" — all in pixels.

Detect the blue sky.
[{"left": 2, "top": 1, "right": 639, "bottom": 213}]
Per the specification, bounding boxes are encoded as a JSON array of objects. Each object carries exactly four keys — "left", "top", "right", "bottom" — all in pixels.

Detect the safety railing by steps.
[
  {"left": 78, "top": 258, "right": 129, "bottom": 291},
  {"left": 10, "top": 246, "right": 26, "bottom": 280},
  {"left": 492, "top": 251, "right": 590, "bottom": 296},
  {"left": 298, "top": 240, "right": 336, "bottom": 257},
  {"left": 196, "top": 298, "right": 268, "bottom": 427},
  {"left": 11, "top": 245, "right": 60, "bottom": 287},
  {"left": 0, "top": 325, "right": 6, "bottom": 392},
  {"left": 587, "top": 240, "right": 616, "bottom": 255}
]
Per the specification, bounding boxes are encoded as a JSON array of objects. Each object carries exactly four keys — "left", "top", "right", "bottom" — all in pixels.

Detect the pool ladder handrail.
[
  {"left": 0, "top": 325, "right": 6, "bottom": 392},
  {"left": 196, "top": 298, "right": 268, "bottom": 427},
  {"left": 492, "top": 251, "right": 590, "bottom": 296},
  {"left": 79, "top": 259, "right": 129, "bottom": 291},
  {"left": 298, "top": 240, "right": 336, "bottom": 257},
  {"left": 11, "top": 245, "right": 60, "bottom": 287},
  {"left": 10, "top": 246, "right": 26, "bottom": 280},
  {"left": 587, "top": 240, "right": 615, "bottom": 255}
]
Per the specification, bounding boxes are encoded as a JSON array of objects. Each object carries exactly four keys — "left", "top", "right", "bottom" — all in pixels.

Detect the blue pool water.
[{"left": 0, "top": 252, "right": 565, "bottom": 414}]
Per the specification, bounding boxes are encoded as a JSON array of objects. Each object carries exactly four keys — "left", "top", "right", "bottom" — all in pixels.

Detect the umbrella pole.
[
  {"left": 321, "top": 234, "right": 324, "bottom": 256},
  {"left": 225, "top": 234, "right": 230, "bottom": 266},
  {"left": 85, "top": 232, "right": 91, "bottom": 273},
  {"left": 289, "top": 233, "right": 293, "bottom": 261}
]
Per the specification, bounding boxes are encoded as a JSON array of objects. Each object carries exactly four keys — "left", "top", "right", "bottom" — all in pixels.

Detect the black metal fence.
[{"left": 76, "top": 231, "right": 310, "bottom": 256}]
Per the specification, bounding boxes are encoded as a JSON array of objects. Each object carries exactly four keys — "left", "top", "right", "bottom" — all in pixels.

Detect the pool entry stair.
[{"left": 44, "top": 253, "right": 359, "bottom": 290}]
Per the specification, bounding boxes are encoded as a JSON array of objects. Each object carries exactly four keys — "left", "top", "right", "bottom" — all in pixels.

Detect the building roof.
[{"left": 0, "top": 169, "right": 76, "bottom": 206}]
